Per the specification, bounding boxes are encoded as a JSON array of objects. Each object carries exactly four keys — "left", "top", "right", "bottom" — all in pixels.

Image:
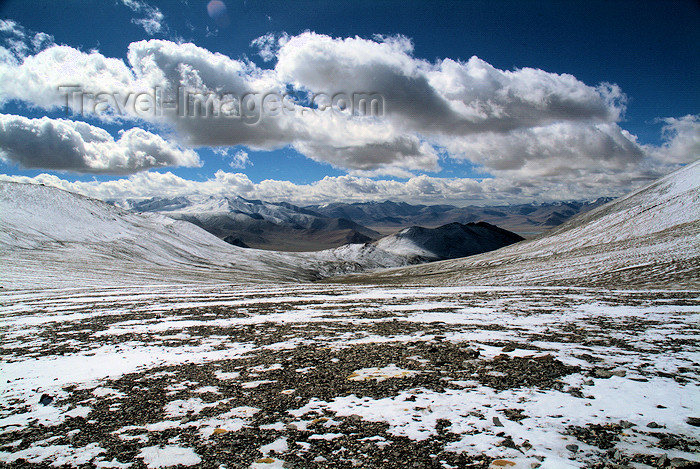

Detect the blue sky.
[{"left": 0, "top": 0, "right": 698, "bottom": 205}]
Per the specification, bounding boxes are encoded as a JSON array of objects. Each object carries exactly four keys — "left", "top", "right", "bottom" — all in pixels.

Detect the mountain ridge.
[
  {"left": 337, "top": 160, "right": 700, "bottom": 288},
  {"left": 121, "top": 194, "right": 380, "bottom": 252},
  {"left": 307, "top": 198, "right": 614, "bottom": 236}
]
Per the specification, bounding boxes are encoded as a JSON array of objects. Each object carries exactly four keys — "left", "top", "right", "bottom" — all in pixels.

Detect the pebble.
[
  {"left": 492, "top": 416, "right": 504, "bottom": 427},
  {"left": 565, "top": 444, "right": 579, "bottom": 452}
]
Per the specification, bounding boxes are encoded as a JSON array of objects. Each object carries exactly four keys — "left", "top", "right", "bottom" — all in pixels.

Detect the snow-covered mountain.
[
  {"left": 349, "top": 160, "right": 700, "bottom": 288},
  {"left": 375, "top": 222, "right": 523, "bottom": 261},
  {"left": 122, "top": 195, "right": 380, "bottom": 251},
  {"left": 308, "top": 198, "right": 613, "bottom": 236}
]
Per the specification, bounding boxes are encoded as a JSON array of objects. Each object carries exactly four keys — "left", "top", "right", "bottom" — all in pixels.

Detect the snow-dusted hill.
[
  {"left": 348, "top": 160, "right": 700, "bottom": 288},
  {"left": 123, "top": 195, "right": 380, "bottom": 252},
  {"left": 375, "top": 222, "right": 523, "bottom": 261}
]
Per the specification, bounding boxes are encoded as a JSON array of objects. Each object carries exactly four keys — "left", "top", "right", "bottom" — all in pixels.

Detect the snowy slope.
[
  {"left": 349, "top": 160, "right": 700, "bottom": 288},
  {"left": 0, "top": 182, "right": 324, "bottom": 288}
]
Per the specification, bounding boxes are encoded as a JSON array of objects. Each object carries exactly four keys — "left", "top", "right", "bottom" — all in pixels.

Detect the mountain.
[
  {"left": 122, "top": 195, "right": 380, "bottom": 252},
  {"left": 375, "top": 222, "right": 524, "bottom": 261},
  {"left": 0, "top": 182, "right": 535, "bottom": 290},
  {"left": 342, "top": 160, "right": 700, "bottom": 289},
  {"left": 307, "top": 198, "right": 614, "bottom": 236}
]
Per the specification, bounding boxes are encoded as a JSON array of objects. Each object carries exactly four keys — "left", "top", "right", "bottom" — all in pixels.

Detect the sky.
[{"left": 0, "top": 0, "right": 698, "bottom": 206}]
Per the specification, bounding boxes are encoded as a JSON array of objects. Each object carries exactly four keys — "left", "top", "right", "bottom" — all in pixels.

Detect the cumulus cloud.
[
  {"left": 649, "top": 115, "right": 700, "bottom": 164},
  {"left": 0, "top": 114, "right": 200, "bottom": 174},
  {"left": 0, "top": 30, "right": 696, "bottom": 197},
  {"left": 442, "top": 122, "right": 644, "bottom": 177},
  {"left": 251, "top": 32, "right": 289, "bottom": 62},
  {"left": 275, "top": 33, "right": 626, "bottom": 132},
  {"left": 0, "top": 33, "right": 643, "bottom": 177}
]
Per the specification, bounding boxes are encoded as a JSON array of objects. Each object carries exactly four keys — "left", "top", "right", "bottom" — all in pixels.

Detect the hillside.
[
  {"left": 342, "top": 160, "right": 700, "bottom": 288},
  {"left": 375, "top": 222, "right": 523, "bottom": 261},
  {"left": 0, "top": 183, "right": 329, "bottom": 289}
]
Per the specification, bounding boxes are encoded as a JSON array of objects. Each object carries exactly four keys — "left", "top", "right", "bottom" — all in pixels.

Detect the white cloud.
[
  {"left": 0, "top": 33, "right": 642, "bottom": 178},
  {"left": 0, "top": 19, "right": 54, "bottom": 63},
  {"left": 648, "top": 115, "right": 700, "bottom": 164},
  {"left": 0, "top": 115, "right": 201, "bottom": 174},
  {"left": 214, "top": 148, "right": 252, "bottom": 169},
  {"left": 0, "top": 31, "right": 696, "bottom": 195},
  {"left": 442, "top": 122, "right": 644, "bottom": 177},
  {"left": 0, "top": 162, "right": 685, "bottom": 208},
  {"left": 250, "top": 33, "right": 289, "bottom": 62},
  {"left": 275, "top": 33, "right": 626, "bottom": 132},
  {"left": 121, "top": 0, "right": 166, "bottom": 35}
]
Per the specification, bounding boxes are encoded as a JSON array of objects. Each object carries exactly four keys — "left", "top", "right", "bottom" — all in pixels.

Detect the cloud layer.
[
  {"left": 0, "top": 33, "right": 645, "bottom": 176},
  {"left": 0, "top": 115, "right": 200, "bottom": 174},
  {"left": 0, "top": 29, "right": 697, "bottom": 200}
]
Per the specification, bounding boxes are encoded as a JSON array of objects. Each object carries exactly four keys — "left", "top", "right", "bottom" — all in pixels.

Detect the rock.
[
  {"left": 657, "top": 454, "right": 669, "bottom": 466},
  {"left": 612, "top": 370, "right": 626, "bottom": 377},
  {"left": 583, "top": 380, "right": 594, "bottom": 386},
  {"left": 492, "top": 416, "right": 504, "bottom": 427},
  {"left": 669, "top": 458, "right": 697, "bottom": 468},
  {"left": 489, "top": 460, "right": 516, "bottom": 468},
  {"left": 565, "top": 444, "right": 579, "bottom": 452},
  {"left": 647, "top": 421, "right": 663, "bottom": 428},
  {"left": 594, "top": 369, "right": 615, "bottom": 379},
  {"left": 619, "top": 420, "right": 635, "bottom": 429},
  {"left": 502, "top": 345, "right": 516, "bottom": 353},
  {"left": 686, "top": 417, "right": 700, "bottom": 427},
  {"left": 39, "top": 394, "right": 53, "bottom": 406}
]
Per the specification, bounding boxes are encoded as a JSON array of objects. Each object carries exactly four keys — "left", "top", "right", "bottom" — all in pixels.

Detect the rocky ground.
[{"left": 0, "top": 285, "right": 698, "bottom": 468}]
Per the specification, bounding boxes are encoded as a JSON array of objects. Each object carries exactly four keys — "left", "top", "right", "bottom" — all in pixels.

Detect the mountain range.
[
  {"left": 119, "top": 194, "right": 612, "bottom": 254},
  {"left": 1, "top": 160, "right": 697, "bottom": 290},
  {"left": 350, "top": 160, "right": 700, "bottom": 288},
  {"left": 0, "top": 185, "right": 521, "bottom": 289},
  {"left": 307, "top": 198, "right": 614, "bottom": 236},
  {"left": 120, "top": 195, "right": 380, "bottom": 252}
]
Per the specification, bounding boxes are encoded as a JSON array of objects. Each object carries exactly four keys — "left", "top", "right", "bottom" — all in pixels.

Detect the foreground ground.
[{"left": 0, "top": 285, "right": 698, "bottom": 468}]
